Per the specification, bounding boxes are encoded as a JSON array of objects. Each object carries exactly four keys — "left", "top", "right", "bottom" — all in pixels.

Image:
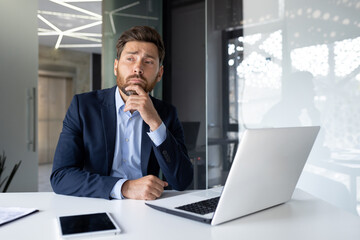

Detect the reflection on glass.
[
  {"left": 259, "top": 30, "right": 282, "bottom": 60},
  {"left": 207, "top": 0, "right": 360, "bottom": 215},
  {"left": 291, "top": 44, "right": 329, "bottom": 76},
  {"left": 334, "top": 36, "right": 360, "bottom": 77}
]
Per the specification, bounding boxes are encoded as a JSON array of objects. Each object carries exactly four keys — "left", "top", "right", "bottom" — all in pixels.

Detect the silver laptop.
[{"left": 145, "top": 126, "right": 320, "bottom": 225}]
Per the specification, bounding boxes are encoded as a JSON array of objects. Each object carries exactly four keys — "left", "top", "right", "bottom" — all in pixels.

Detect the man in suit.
[{"left": 51, "top": 26, "right": 193, "bottom": 200}]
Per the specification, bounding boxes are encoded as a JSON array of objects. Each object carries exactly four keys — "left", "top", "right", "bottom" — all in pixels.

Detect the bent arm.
[
  {"left": 50, "top": 95, "right": 119, "bottom": 199},
  {"left": 152, "top": 106, "right": 194, "bottom": 190}
]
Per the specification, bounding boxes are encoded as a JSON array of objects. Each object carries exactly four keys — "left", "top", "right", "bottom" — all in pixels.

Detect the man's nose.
[{"left": 133, "top": 61, "right": 144, "bottom": 74}]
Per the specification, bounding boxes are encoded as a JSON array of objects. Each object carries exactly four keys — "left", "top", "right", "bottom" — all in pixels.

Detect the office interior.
[{"left": 0, "top": 0, "right": 359, "bottom": 217}]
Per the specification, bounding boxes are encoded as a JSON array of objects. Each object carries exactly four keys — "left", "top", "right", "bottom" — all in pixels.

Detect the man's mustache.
[
  {"left": 126, "top": 74, "right": 146, "bottom": 82},
  {"left": 121, "top": 75, "right": 146, "bottom": 96}
]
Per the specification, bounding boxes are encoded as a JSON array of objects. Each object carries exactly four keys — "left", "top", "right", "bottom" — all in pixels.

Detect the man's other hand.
[{"left": 121, "top": 175, "right": 168, "bottom": 200}]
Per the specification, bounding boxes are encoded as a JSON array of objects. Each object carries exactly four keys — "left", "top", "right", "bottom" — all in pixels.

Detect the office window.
[{"left": 206, "top": 0, "right": 360, "bottom": 215}]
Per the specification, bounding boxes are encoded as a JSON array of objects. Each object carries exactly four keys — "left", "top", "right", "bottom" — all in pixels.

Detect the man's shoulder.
[
  {"left": 75, "top": 86, "right": 116, "bottom": 106},
  {"left": 76, "top": 86, "right": 115, "bottom": 98}
]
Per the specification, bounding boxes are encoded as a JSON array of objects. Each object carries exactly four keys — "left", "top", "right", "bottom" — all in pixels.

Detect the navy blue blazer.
[{"left": 51, "top": 86, "right": 193, "bottom": 199}]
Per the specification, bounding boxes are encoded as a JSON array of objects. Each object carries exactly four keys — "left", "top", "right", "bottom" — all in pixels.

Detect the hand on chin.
[{"left": 121, "top": 83, "right": 145, "bottom": 96}]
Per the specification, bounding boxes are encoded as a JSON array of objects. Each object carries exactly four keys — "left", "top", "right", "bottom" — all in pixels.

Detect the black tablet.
[{"left": 57, "top": 212, "right": 121, "bottom": 238}]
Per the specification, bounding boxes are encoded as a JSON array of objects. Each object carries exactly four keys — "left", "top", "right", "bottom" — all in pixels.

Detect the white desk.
[{"left": 0, "top": 189, "right": 359, "bottom": 240}]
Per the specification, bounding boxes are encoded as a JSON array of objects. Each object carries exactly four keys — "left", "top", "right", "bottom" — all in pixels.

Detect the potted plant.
[{"left": 0, "top": 151, "right": 22, "bottom": 192}]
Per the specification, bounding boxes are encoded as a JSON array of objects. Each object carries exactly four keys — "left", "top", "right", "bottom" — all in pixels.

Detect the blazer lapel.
[
  {"left": 141, "top": 121, "right": 152, "bottom": 176},
  {"left": 100, "top": 86, "right": 117, "bottom": 175}
]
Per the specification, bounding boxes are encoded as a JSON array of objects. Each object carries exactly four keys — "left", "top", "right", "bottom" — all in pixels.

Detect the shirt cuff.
[
  {"left": 110, "top": 179, "right": 128, "bottom": 199},
  {"left": 147, "top": 122, "right": 166, "bottom": 147}
]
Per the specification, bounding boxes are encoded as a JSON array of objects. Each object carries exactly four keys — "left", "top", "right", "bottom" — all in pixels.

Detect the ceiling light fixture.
[
  {"left": 38, "top": 0, "right": 102, "bottom": 51},
  {"left": 106, "top": 1, "right": 140, "bottom": 34},
  {"left": 63, "top": 20, "right": 102, "bottom": 34},
  {"left": 38, "top": 31, "right": 102, "bottom": 38},
  {"left": 38, "top": 10, "right": 100, "bottom": 20},
  {"left": 38, "top": 16, "right": 102, "bottom": 49},
  {"left": 55, "top": 34, "right": 63, "bottom": 49},
  {"left": 50, "top": 0, "right": 102, "bottom": 19},
  {"left": 37, "top": 14, "right": 62, "bottom": 33},
  {"left": 61, "top": 0, "right": 102, "bottom": 2},
  {"left": 66, "top": 34, "right": 101, "bottom": 43},
  {"left": 59, "top": 44, "right": 102, "bottom": 48},
  {"left": 113, "top": 12, "right": 158, "bottom": 21},
  {"left": 38, "top": 30, "right": 101, "bottom": 44},
  {"left": 38, "top": 14, "right": 65, "bottom": 49}
]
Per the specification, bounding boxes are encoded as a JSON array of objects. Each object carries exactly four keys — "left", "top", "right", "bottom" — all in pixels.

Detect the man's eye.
[{"left": 145, "top": 60, "right": 154, "bottom": 64}]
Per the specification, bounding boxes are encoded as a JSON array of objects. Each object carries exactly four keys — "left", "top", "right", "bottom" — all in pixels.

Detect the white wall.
[
  {"left": 39, "top": 45, "right": 91, "bottom": 94},
  {"left": 0, "top": 0, "right": 38, "bottom": 191},
  {"left": 239, "top": 0, "right": 360, "bottom": 214}
]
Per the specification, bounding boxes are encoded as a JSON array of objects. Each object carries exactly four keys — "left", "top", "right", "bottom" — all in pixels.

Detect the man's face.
[{"left": 114, "top": 41, "right": 163, "bottom": 97}]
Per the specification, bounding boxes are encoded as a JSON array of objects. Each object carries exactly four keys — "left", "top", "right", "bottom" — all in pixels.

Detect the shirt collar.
[{"left": 115, "top": 86, "right": 125, "bottom": 113}]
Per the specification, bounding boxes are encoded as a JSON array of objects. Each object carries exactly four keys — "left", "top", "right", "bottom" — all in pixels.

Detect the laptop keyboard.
[{"left": 175, "top": 197, "right": 220, "bottom": 215}]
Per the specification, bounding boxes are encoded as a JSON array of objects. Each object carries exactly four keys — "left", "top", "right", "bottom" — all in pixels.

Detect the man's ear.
[
  {"left": 114, "top": 59, "right": 118, "bottom": 76},
  {"left": 156, "top": 65, "right": 164, "bottom": 82}
]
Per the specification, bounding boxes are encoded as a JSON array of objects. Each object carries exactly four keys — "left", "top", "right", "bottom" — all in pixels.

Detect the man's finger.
[
  {"left": 144, "top": 176, "right": 168, "bottom": 197},
  {"left": 125, "top": 85, "right": 146, "bottom": 95},
  {"left": 121, "top": 176, "right": 168, "bottom": 200},
  {"left": 152, "top": 180, "right": 167, "bottom": 193}
]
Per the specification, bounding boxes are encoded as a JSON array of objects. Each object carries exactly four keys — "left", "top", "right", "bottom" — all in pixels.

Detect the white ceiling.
[{"left": 38, "top": 0, "right": 102, "bottom": 54}]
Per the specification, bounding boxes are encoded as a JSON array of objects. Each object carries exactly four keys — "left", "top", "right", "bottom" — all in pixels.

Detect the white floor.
[{"left": 38, "top": 163, "right": 53, "bottom": 192}]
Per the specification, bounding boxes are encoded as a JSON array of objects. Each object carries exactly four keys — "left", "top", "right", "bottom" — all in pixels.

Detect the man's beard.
[
  {"left": 120, "top": 85, "right": 138, "bottom": 96},
  {"left": 117, "top": 74, "right": 157, "bottom": 96}
]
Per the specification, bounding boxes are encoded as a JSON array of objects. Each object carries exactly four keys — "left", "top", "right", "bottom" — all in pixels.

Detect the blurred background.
[{"left": 0, "top": 0, "right": 359, "bottom": 216}]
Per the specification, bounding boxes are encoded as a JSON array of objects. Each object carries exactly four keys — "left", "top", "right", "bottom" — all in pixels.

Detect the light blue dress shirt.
[{"left": 110, "top": 87, "right": 166, "bottom": 199}]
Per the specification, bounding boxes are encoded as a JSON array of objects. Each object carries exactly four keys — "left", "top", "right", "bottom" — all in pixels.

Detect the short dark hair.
[{"left": 116, "top": 26, "right": 165, "bottom": 65}]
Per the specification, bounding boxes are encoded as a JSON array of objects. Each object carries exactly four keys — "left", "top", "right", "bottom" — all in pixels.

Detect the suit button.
[{"left": 162, "top": 150, "right": 171, "bottom": 163}]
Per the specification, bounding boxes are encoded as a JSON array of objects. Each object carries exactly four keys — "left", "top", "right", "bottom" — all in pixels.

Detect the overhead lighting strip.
[
  {"left": 38, "top": 14, "right": 65, "bottom": 49},
  {"left": 55, "top": 34, "right": 64, "bottom": 49},
  {"left": 38, "top": 10, "right": 100, "bottom": 20},
  {"left": 63, "top": 20, "right": 102, "bottom": 33},
  {"left": 59, "top": 44, "right": 102, "bottom": 48},
  {"left": 106, "top": 1, "right": 140, "bottom": 34},
  {"left": 38, "top": 31, "right": 102, "bottom": 37},
  {"left": 66, "top": 34, "right": 101, "bottom": 42},
  {"left": 50, "top": 0, "right": 102, "bottom": 19},
  {"left": 61, "top": 0, "right": 102, "bottom": 2},
  {"left": 38, "top": 28, "right": 54, "bottom": 32},
  {"left": 38, "top": 0, "right": 103, "bottom": 50},
  {"left": 37, "top": 14, "right": 62, "bottom": 33},
  {"left": 38, "top": 17, "right": 102, "bottom": 48},
  {"left": 113, "top": 13, "right": 159, "bottom": 21},
  {"left": 38, "top": 31, "right": 101, "bottom": 42}
]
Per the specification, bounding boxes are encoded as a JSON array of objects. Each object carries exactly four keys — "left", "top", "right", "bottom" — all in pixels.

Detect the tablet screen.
[{"left": 59, "top": 212, "right": 120, "bottom": 237}]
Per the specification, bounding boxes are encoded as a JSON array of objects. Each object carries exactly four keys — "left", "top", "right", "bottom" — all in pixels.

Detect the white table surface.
[{"left": 0, "top": 189, "right": 360, "bottom": 240}]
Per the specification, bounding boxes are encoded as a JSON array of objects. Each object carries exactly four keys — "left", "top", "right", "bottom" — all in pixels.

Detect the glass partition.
[{"left": 206, "top": 0, "right": 360, "bottom": 215}]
